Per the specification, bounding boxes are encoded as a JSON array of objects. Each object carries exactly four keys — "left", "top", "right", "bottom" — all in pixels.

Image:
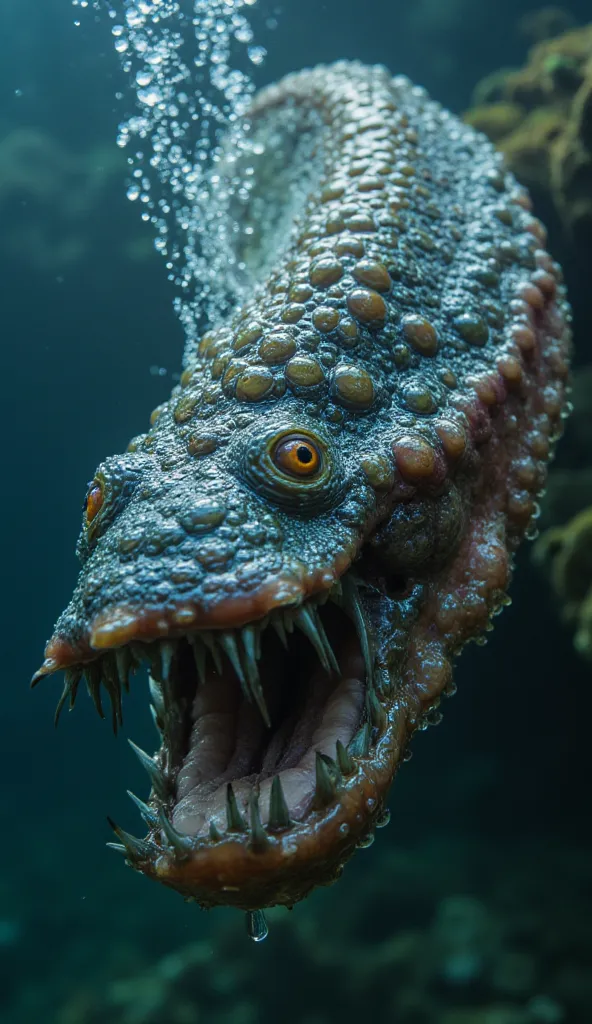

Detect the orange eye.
[
  {"left": 86, "top": 482, "right": 104, "bottom": 524},
  {"left": 273, "top": 436, "right": 322, "bottom": 478}
]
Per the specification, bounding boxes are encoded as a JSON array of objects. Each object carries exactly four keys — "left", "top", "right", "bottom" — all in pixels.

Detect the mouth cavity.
[{"left": 44, "top": 574, "right": 396, "bottom": 924}]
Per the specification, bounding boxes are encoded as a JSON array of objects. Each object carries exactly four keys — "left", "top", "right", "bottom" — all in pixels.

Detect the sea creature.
[{"left": 33, "top": 62, "right": 570, "bottom": 931}]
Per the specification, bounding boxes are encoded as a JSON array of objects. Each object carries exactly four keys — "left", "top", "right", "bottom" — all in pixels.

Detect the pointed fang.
[
  {"left": 127, "top": 790, "right": 158, "bottom": 827},
  {"left": 209, "top": 820, "right": 222, "bottom": 842},
  {"left": 106, "top": 817, "right": 153, "bottom": 861},
  {"left": 201, "top": 631, "right": 223, "bottom": 674},
  {"left": 106, "top": 842, "right": 127, "bottom": 855},
  {"left": 241, "top": 628, "right": 271, "bottom": 729},
  {"left": 149, "top": 676, "right": 165, "bottom": 718},
  {"left": 160, "top": 642, "right": 176, "bottom": 681},
  {"left": 342, "top": 576, "right": 374, "bottom": 686},
  {"left": 348, "top": 722, "right": 371, "bottom": 758},
  {"left": 128, "top": 739, "right": 169, "bottom": 800},
  {"left": 367, "top": 689, "right": 387, "bottom": 733},
  {"left": 85, "top": 663, "right": 105, "bottom": 720},
  {"left": 226, "top": 783, "right": 247, "bottom": 832},
  {"left": 189, "top": 636, "right": 207, "bottom": 687},
  {"left": 336, "top": 739, "right": 356, "bottom": 776},
  {"left": 315, "top": 611, "right": 340, "bottom": 675},
  {"left": 295, "top": 607, "right": 331, "bottom": 673},
  {"left": 158, "top": 809, "right": 192, "bottom": 857},
  {"left": 220, "top": 632, "right": 248, "bottom": 690},
  {"left": 54, "top": 680, "right": 70, "bottom": 728},
  {"left": 249, "top": 790, "right": 270, "bottom": 851},
  {"left": 268, "top": 775, "right": 291, "bottom": 831},
  {"left": 272, "top": 617, "right": 288, "bottom": 649},
  {"left": 314, "top": 750, "right": 337, "bottom": 809}
]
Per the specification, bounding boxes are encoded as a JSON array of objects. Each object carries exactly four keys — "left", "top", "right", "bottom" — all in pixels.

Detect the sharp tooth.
[
  {"left": 336, "top": 739, "right": 355, "bottom": 776},
  {"left": 188, "top": 636, "right": 207, "bottom": 686},
  {"left": 248, "top": 790, "right": 270, "bottom": 851},
  {"left": 160, "top": 642, "right": 176, "bottom": 681},
  {"left": 348, "top": 722, "right": 371, "bottom": 758},
  {"left": 246, "top": 909, "right": 269, "bottom": 943},
  {"left": 150, "top": 704, "right": 163, "bottom": 734},
  {"left": 314, "top": 610, "right": 340, "bottom": 674},
  {"left": 241, "top": 628, "right": 271, "bottom": 729},
  {"left": 209, "top": 820, "right": 222, "bottom": 842},
  {"left": 226, "top": 783, "right": 247, "bottom": 832},
  {"left": 342, "top": 576, "right": 373, "bottom": 686},
  {"left": 149, "top": 676, "right": 165, "bottom": 718},
  {"left": 330, "top": 580, "right": 343, "bottom": 602},
  {"left": 367, "top": 689, "right": 387, "bottom": 733},
  {"left": 128, "top": 739, "right": 169, "bottom": 800},
  {"left": 107, "top": 817, "right": 153, "bottom": 861},
  {"left": 295, "top": 607, "right": 331, "bottom": 673},
  {"left": 106, "top": 843, "right": 127, "bottom": 855},
  {"left": 219, "top": 632, "right": 251, "bottom": 699},
  {"left": 54, "top": 680, "right": 70, "bottom": 728},
  {"left": 102, "top": 659, "right": 123, "bottom": 734},
  {"left": 66, "top": 668, "right": 82, "bottom": 709},
  {"left": 54, "top": 667, "right": 82, "bottom": 727},
  {"left": 268, "top": 775, "right": 291, "bottom": 831},
  {"left": 201, "top": 631, "right": 223, "bottom": 674},
  {"left": 115, "top": 649, "right": 131, "bottom": 692},
  {"left": 283, "top": 610, "right": 295, "bottom": 634},
  {"left": 158, "top": 808, "right": 192, "bottom": 857},
  {"left": 85, "top": 663, "right": 105, "bottom": 720},
  {"left": 272, "top": 616, "right": 288, "bottom": 649},
  {"left": 242, "top": 625, "right": 260, "bottom": 674},
  {"left": 313, "top": 750, "right": 337, "bottom": 808},
  {"left": 127, "top": 790, "right": 158, "bottom": 827}
]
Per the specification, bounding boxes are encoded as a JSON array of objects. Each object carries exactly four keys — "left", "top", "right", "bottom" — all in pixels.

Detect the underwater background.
[{"left": 2, "top": 0, "right": 592, "bottom": 1020}]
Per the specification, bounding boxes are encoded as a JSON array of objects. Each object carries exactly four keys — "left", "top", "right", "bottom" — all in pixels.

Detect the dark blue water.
[{"left": 2, "top": 1, "right": 592, "bottom": 1020}]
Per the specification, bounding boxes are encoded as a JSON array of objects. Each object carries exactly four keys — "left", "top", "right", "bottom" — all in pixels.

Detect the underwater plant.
[{"left": 34, "top": 2, "right": 570, "bottom": 939}]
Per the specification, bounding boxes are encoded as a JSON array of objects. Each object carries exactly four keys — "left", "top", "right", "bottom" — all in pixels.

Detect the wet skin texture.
[{"left": 34, "top": 63, "right": 571, "bottom": 913}]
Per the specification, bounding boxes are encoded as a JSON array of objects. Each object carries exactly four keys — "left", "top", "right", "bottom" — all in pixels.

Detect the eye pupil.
[{"left": 272, "top": 434, "right": 322, "bottom": 479}]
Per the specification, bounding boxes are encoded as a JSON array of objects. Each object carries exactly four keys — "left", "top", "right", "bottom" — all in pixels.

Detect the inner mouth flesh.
[{"left": 117, "top": 576, "right": 381, "bottom": 847}]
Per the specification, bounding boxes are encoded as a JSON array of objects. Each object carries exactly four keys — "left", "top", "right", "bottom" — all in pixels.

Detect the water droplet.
[{"left": 246, "top": 909, "right": 268, "bottom": 943}]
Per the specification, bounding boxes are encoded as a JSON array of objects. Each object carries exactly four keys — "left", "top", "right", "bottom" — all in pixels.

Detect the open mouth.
[{"left": 50, "top": 572, "right": 398, "bottom": 918}]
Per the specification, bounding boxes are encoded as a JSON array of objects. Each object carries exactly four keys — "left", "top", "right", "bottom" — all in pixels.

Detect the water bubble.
[
  {"left": 80, "top": 0, "right": 265, "bottom": 356},
  {"left": 247, "top": 45, "right": 266, "bottom": 65},
  {"left": 138, "top": 86, "right": 163, "bottom": 107}
]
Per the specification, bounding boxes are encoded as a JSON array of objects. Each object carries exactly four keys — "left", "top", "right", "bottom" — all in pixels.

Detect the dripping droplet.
[{"left": 246, "top": 909, "right": 268, "bottom": 943}]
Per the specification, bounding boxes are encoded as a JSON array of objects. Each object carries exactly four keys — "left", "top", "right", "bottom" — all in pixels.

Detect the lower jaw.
[{"left": 143, "top": 717, "right": 402, "bottom": 912}]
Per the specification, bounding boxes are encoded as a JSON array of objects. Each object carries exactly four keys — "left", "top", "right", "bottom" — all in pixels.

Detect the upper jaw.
[{"left": 32, "top": 553, "right": 355, "bottom": 684}]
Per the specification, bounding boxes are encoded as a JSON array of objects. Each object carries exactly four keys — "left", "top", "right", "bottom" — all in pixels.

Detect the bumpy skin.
[{"left": 35, "top": 63, "right": 571, "bottom": 910}]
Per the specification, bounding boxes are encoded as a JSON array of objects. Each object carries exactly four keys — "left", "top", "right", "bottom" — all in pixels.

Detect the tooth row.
[
  {"left": 109, "top": 720, "right": 383, "bottom": 864},
  {"left": 56, "top": 577, "right": 375, "bottom": 739}
]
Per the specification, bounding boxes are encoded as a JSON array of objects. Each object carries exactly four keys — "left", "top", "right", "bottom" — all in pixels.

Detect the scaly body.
[{"left": 34, "top": 63, "right": 570, "bottom": 919}]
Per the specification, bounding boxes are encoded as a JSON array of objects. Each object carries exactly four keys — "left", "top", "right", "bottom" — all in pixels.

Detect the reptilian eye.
[
  {"left": 86, "top": 481, "right": 104, "bottom": 524},
  {"left": 273, "top": 436, "right": 322, "bottom": 478},
  {"left": 238, "top": 423, "right": 344, "bottom": 515}
]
